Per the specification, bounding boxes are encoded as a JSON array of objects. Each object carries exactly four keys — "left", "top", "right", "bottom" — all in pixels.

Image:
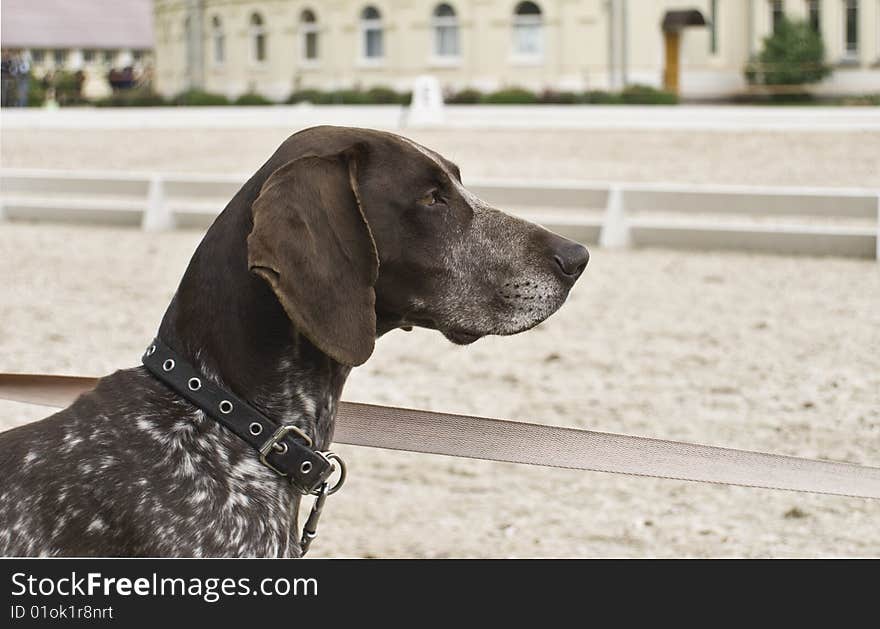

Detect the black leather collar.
[{"left": 141, "top": 337, "right": 334, "bottom": 495}]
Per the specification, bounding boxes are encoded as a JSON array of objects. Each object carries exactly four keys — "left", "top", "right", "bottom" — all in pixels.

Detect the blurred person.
[
  {"left": 0, "top": 50, "right": 14, "bottom": 107},
  {"left": 15, "top": 50, "right": 31, "bottom": 107}
]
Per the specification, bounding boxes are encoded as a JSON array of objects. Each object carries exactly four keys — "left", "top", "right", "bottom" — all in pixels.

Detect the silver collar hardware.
[
  {"left": 258, "top": 425, "right": 346, "bottom": 555},
  {"left": 300, "top": 482, "right": 329, "bottom": 556},
  {"left": 300, "top": 453, "right": 346, "bottom": 556},
  {"left": 258, "top": 425, "right": 346, "bottom": 492},
  {"left": 258, "top": 424, "right": 313, "bottom": 476}
]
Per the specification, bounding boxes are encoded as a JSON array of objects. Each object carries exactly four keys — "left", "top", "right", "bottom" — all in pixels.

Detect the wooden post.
[{"left": 663, "top": 31, "right": 680, "bottom": 94}]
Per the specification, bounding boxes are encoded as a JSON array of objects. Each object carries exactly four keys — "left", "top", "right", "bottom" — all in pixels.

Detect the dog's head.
[{"left": 247, "top": 126, "right": 588, "bottom": 366}]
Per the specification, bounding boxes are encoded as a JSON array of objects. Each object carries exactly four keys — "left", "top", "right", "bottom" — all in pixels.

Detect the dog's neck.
[{"left": 157, "top": 184, "right": 350, "bottom": 451}]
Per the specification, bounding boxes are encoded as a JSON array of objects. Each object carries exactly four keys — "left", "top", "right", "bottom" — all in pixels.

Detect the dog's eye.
[{"left": 418, "top": 190, "right": 443, "bottom": 207}]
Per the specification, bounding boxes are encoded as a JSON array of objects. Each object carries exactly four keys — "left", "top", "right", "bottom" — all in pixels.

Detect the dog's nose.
[{"left": 552, "top": 241, "right": 590, "bottom": 280}]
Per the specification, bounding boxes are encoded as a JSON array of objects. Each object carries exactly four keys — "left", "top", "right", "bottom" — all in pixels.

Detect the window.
[
  {"left": 31, "top": 49, "right": 45, "bottom": 64},
  {"left": 361, "top": 6, "right": 384, "bottom": 60},
  {"left": 844, "top": 0, "right": 859, "bottom": 56},
  {"left": 301, "top": 9, "right": 319, "bottom": 61},
  {"left": 709, "top": 0, "right": 718, "bottom": 54},
  {"left": 770, "top": 0, "right": 784, "bottom": 34},
  {"left": 103, "top": 50, "right": 115, "bottom": 65},
  {"left": 512, "top": 1, "right": 543, "bottom": 60},
  {"left": 806, "top": 0, "right": 821, "bottom": 32},
  {"left": 53, "top": 49, "right": 66, "bottom": 66},
  {"left": 432, "top": 3, "right": 460, "bottom": 59},
  {"left": 250, "top": 12, "right": 267, "bottom": 63},
  {"left": 133, "top": 50, "right": 145, "bottom": 63},
  {"left": 83, "top": 49, "right": 96, "bottom": 63},
  {"left": 212, "top": 16, "right": 225, "bottom": 65}
]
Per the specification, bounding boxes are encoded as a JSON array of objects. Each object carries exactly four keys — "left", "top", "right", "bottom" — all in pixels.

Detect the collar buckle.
[{"left": 258, "top": 424, "right": 313, "bottom": 477}]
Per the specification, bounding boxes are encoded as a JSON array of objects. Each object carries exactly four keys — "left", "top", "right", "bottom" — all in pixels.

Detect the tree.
[{"left": 745, "top": 18, "right": 831, "bottom": 87}]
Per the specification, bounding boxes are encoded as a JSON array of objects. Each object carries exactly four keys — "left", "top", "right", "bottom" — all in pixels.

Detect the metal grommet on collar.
[
  {"left": 219, "top": 400, "right": 233, "bottom": 414},
  {"left": 187, "top": 377, "right": 201, "bottom": 391},
  {"left": 146, "top": 345, "right": 156, "bottom": 356},
  {"left": 162, "top": 359, "right": 175, "bottom": 371},
  {"left": 249, "top": 422, "right": 263, "bottom": 436},
  {"left": 300, "top": 461, "right": 313, "bottom": 474}
]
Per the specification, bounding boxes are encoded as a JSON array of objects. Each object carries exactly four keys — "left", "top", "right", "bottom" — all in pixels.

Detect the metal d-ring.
[{"left": 318, "top": 452, "right": 346, "bottom": 495}]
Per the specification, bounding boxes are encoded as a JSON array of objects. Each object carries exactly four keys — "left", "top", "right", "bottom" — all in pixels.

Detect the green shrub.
[
  {"left": 539, "top": 90, "right": 583, "bottom": 104},
  {"left": 287, "top": 87, "right": 410, "bottom": 105},
  {"left": 445, "top": 88, "right": 482, "bottom": 104},
  {"left": 364, "top": 86, "right": 400, "bottom": 104},
  {"left": 838, "top": 93, "right": 880, "bottom": 106},
  {"left": 582, "top": 89, "right": 620, "bottom": 104},
  {"left": 287, "top": 89, "right": 330, "bottom": 104},
  {"left": 619, "top": 84, "right": 678, "bottom": 104},
  {"left": 26, "top": 74, "right": 47, "bottom": 107},
  {"left": 47, "top": 71, "right": 87, "bottom": 106},
  {"left": 172, "top": 89, "right": 230, "bottom": 106},
  {"left": 93, "top": 88, "right": 166, "bottom": 107},
  {"left": 332, "top": 89, "right": 372, "bottom": 104},
  {"left": 745, "top": 17, "right": 830, "bottom": 87},
  {"left": 480, "top": 87, "right": 538, "bottom": 104},
  {"left": 234, "top": 92, "right": 273, "bottom": 106},
  {"left": 276, "top": 85, "right": 686, "bottom": 107}
]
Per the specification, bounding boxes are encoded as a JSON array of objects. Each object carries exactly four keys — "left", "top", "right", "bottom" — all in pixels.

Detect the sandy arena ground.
[{"left": 1, "top": 126, "right": 879, "bottom": 557}]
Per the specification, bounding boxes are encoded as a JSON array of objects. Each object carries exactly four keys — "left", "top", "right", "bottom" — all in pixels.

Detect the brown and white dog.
[{"left": 0, "top": 126, "right": 588, "bottom": 557}]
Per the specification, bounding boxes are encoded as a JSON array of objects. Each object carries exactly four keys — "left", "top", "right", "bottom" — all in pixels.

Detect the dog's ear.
[{"left": 247, "top": 147, "right": 379, "bottom": 366}]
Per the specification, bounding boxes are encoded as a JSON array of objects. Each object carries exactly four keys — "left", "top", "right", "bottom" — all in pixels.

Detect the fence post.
[
  {"left": 599, "top": 185, "right": 630, "bottom": 248},
  {"left": 142, "top": 175, "right": 173, "bottom": 231}
]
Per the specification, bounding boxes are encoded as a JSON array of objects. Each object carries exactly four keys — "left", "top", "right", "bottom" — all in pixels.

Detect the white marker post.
[{"left": 407, "top": 75, "right": 445, "bottom": 127}]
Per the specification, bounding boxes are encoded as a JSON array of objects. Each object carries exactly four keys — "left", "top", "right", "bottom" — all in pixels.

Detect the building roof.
[{"left": 1, "top": 0, "right": 154, "bottom": 50}]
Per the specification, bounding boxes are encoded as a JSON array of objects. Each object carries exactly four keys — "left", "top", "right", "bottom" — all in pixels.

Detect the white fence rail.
[{"left": 1, "top": 169, "right": 878, "bottom": 259}]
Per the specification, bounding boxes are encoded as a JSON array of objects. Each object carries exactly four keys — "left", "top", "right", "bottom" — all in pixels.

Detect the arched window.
[
  {"left": 211, "top": 16, "right": 225, "bottom": 65},
  {"left": 806, "top": 0, "right": 821, "bottom": 32},
  {"left": 512, "top": 1, "right": 543, "bottom": 59},
  {"left": 301, "top": 9, "right": 319, "bottom": 61},
  {"left": 250, "top": 12, "right": 267, "bottom": 63},
  {"left": 769, "top": 0, "right": 784, "bottom": 34},
  {"left": 361, "top": 6, "right": 384, "bottom": 60},
  {"left": 432, "top": 4, "right": 460, "bottom": 58},
  {"left": 844, "top": 0, "right": 859, "bottom": 57}
]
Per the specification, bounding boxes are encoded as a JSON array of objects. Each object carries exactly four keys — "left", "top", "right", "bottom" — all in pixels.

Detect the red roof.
[{"left": 1, "top": 0, "right": 154, "bottom": 49}]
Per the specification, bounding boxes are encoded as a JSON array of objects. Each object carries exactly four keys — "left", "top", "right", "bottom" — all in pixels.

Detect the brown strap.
[
  {"left": 0, "top": 373, "right": 99, "bottom": 408},
  {"left": 2, "top": 373, "right": 879, "bottom": 499}
]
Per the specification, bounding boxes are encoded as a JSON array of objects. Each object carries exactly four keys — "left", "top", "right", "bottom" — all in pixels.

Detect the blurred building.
[
  {"left": 1, "top": 0, "right": 154, "bottom": 99},
  {"left": 153, "top": 0, "right": 879, "bottom": 100}
]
